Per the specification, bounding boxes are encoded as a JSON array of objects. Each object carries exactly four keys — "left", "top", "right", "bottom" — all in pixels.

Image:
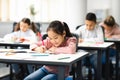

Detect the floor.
[{"left": 0, "top": 63, "right": 10, "bottom": 80}]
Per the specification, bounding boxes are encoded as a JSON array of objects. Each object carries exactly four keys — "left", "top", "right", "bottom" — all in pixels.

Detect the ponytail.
[
  {"left": 30, "top": 22, "right": 38, "bottom": 33},
  {"left": 47, "top": 20, "right": 72, "bottom": 37},
  {"left": 63, "top": 22, "right": 72, "bottom": 37}
]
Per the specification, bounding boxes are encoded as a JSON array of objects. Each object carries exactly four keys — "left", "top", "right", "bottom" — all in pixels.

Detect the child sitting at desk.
[
  {"left": 4, "top": 18, "right": 38, "bottom": 79},
  {"left": 100, "top": 15, "right": 120, "bottom": 78},
  {"left": 75, "top": 12, "right": 104, "bottom": 79},
  {"left": 4, "top": 18, "right": 37, "bottom": 43},
  {"left": 24, "top": 20, "right": 77, "bottom": 80},
  {"left": 100, "top": 15, "right": 120, "bottom": 39}
]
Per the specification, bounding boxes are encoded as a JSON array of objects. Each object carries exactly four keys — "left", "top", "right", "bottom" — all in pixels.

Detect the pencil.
[
  {"left": 37, "top": 32, "right": 44, "bottom": 46},
  {"left": 58, "top": 57, "right": 70, "bottom": 60}
]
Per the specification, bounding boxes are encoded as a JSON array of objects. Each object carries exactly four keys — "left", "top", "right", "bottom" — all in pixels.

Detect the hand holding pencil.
[{"left": 34, "top": 46, "right": 47, "bottom": 53}]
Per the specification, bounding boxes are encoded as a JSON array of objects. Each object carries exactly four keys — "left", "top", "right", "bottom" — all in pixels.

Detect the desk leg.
[
  {"left": 96, "top": 50, "right": 102, "bottom": 80},
  {"left": 105, "top": 48, "right": 110, "bottom": 80},
  {"left": 76, "top": 60, "right": 82, "bottom": 80},
  {"left": 115, "top": 43, "right": 120, "bottom": 80},
  {"left": 58, "top": 66, "right": 65, "bottom": 80},
  {"left": 10, "top": 64, "right": 13, "bottom": 80}
]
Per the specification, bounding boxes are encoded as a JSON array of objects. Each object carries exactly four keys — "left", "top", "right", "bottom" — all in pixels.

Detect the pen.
[{"left": 58, "top": 57, "right": 70, "bottom": 60}]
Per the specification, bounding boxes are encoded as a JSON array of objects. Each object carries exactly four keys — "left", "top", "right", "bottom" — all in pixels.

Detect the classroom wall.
[{"left": 0, "top": 0, "right": 118, "bottom": 37}]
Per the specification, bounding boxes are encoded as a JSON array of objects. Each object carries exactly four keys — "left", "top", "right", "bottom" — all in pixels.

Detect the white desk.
[
  {"left": 78, "top": 42, "right": 114, "bottom": 80},
  {"left": 0, "top": 50, "right": 88, "bottom": 80},
  {"left": 0, "top": 42, "right": 30, "bottom": 49}
]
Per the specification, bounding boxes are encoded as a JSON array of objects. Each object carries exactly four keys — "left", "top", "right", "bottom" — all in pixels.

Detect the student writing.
[{"left": 24, "top": 20, "right": 77, "bottom": 80}]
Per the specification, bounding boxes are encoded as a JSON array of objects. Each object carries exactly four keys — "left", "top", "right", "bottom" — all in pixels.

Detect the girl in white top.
[
  {"left": 4, "top": 18, "right": 38, "bottom": 80},
  {"left": 4, "top": 18, "right": 37, "bottom": 43}
]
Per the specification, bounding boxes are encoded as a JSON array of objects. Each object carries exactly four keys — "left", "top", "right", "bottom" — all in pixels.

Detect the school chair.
[
  {"left": 76, "top": 24, "right": 84, "bottom": 30},
  {"left": 69, "top": 33, "right": 79, "bottom": 80}
]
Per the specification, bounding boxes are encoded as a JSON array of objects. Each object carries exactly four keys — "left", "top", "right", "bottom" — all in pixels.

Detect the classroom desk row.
[
  {"left": 78, "top": 42, "right": 114, "bottom": 80},
  {"left": 0, "top": 41, "right": 116, "bottom": 80},
  {"left": 0, "top": 49, "right": 88, "bottom": 80},
  {"left": 0, "top": 42, "right": 30, "bottom": 49}
]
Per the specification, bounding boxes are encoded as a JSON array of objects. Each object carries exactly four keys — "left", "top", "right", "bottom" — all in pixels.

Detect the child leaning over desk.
[
  {"left": 99, "top": 15, "right": 120, "bottom": 78},
  {"left": 24, "top": 20, "right": 77, "bottom": 80}
]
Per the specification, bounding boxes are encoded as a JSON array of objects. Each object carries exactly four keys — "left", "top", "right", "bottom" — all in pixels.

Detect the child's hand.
[
  {"left": 48, "top": 47, "right": 56, "bottom": 53},
  {"left": 19, "top": 38, "right": 29, "bottom": 43},
  {"left": 11, "top": 36, "right": 18, "bottom": 42},
  {"left": 34, "top": 46, "right": 46, "bottom": 53}
]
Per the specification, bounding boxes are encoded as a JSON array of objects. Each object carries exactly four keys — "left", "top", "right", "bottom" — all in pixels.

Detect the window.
[
  {"left": 0, "top": 0, "right": 66, "bottom": 22},
  {"left": 0, "top": 0, "right": 50, "bottom": 22}
]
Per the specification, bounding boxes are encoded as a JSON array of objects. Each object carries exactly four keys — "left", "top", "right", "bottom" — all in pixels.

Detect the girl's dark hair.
[
  {"left": 30, "top": 22, "right": 38, "bottom": 33},
  {"left": 14, "top": 22, "right": 20, "bottom": 31},
  {"left": 14, "top": 18, "right": 38, "bottom": 33},
  {"left": 86, "top": 12, "right": 96, "bottom": 23},
  {"left": 47, "top": 20, "right": 72, "bottom": 37},
  {"left": 104, "top": 15, "right": 115, "bottom": 27}
]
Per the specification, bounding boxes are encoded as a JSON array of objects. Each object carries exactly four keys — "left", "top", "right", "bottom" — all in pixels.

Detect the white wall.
[
  {"left": 0, "top": 22, "right": 13, "bottom": 38},
  {"left": 1, "top": 0, "right": 119, "bottom": 37},
  {"left": 87, "top": 0, "right": 111, "bottom": 22}
]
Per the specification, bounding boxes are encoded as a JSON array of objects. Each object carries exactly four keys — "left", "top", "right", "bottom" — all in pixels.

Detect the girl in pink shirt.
[
  {"left": 24, "top": 20, "right": 77, "bottom": 80},
  {"left": 100, "top": 15, "right": 120, "bottom": 78}
]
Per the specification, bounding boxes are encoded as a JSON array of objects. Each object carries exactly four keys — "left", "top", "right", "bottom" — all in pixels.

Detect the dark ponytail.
[
  {"left": 31, "top": 22, "right": 38, "bottom": 33},
  {"left": 47, "top": 20, "right": 72, "bottom": 37},
  {"left": 63, "top": 22, "right": 72, "bottom": 37}
]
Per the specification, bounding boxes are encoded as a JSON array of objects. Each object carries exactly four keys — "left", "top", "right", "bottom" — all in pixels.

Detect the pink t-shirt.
[{"left": 30, "top": 37, "right": 77, "bottom": 76}]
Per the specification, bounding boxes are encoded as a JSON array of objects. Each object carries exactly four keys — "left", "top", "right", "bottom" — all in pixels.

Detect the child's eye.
[
  {"left": 49, "top": 38, "right": 52, "bottom": 40},
  {"left": 54, "top": 37, "right": 58, "bottom": 39}
]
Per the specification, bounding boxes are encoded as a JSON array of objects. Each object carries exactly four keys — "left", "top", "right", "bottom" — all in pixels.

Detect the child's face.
[
  {"left": 85, "top": 20, "right": 96, "bottom": 31},
  {"left": 20, "top": 22, "right": 30, "bottom": 32},
  {"left": 47, "top": 30, "right": 65, "bottom": 47},
  {"left": 103, "top": 24, "right": 112, "bottom": 31}
]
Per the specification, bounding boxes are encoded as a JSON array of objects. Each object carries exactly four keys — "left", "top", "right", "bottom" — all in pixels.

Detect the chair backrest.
[
  {"left": 100, "top": 25, "right": 105, "bottom": 41},
  {"left": 35, "top": 22, "right": 41, "bottom": 32},
  {"left": 76, "top": 24, "right": 84, "bottom": 30},
  {"left": 72, "top": 33, "right": 79, "bottom": 52},
  {"left": 12, "top": 22, "right": 18, "bottom": 32}
]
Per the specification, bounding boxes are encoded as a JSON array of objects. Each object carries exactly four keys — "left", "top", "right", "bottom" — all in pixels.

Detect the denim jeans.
[
  {"left": 102, "top": 48, "right": 116, "bottom": 64},
  {"left": 24, "top": 66, "right": 73, "bottom": 80}
]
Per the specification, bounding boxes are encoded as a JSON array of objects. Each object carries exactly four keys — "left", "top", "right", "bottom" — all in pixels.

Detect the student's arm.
[
  {"left": 110, "top": 27, "right": 120, "bottom": 39},
  {"left": 30, "top": 38, "right": 52, "bottom": 51},
  {"left": 54, "top": 37, "right": 77, "bottom": 54}
]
